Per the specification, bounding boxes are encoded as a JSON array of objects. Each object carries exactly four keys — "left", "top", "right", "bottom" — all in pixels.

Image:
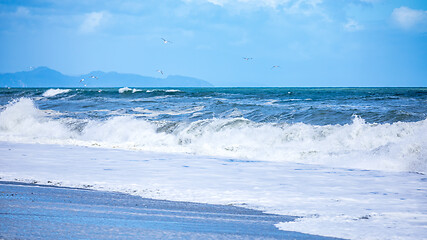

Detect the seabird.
[
  {"left": 80, "top": 78, "right": 85, "bottom": 82},
  {"left": 90, "top": 75, "right": 98, "bottom": 79},
  {"left": 271, "top": 65, "right": 280, "bottom": 69},
  {"left": 157, "top": 69, "right": 164, "bottom": 75},
  {"left": 243, "top": 57, "right": 253, "bottom": 61},
  {"left": 161, "top": 38, "right": 172, "bottom": 44}
]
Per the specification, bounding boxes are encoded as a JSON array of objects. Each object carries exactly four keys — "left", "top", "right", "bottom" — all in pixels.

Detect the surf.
[{"left": 1, "top": 97, "right": 425, "bottom": 173}]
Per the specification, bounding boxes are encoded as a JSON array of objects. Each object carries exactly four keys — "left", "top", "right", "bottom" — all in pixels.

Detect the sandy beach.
[{"left": 0, "top": 181, "right": 341, "bottom": 239}]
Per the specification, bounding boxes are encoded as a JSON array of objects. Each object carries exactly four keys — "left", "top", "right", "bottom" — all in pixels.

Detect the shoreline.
[
  {"left": 0, "top": 181, "right": 340, "bottom": 239},
  {"left": 1, "top": 141, "right": 426, "bottom": 239}
]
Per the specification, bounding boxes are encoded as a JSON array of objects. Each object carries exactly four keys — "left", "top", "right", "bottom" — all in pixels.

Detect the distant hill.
[{"left": 0, "top": 67, "right": 213, "bottom": 87}]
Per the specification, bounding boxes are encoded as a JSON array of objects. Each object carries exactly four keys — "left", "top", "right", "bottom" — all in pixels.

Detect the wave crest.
[
  {"left": 42, "top": 89, "right": 71, "bottom": 97},
  {"left": 0, "top": 98, "right": 73, "bottom": 140},
  {"left": 118, "top": 87, "right": 142, "bottom": 93}
]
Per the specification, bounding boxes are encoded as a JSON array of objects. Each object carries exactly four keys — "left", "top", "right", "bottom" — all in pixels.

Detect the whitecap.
[
  {"left": 118, "top": 87, "right": 132, "bottom": 93},
  {"left": 119, "top": 87, "right": 142, "bottom": 94},
  {"left": 42, "top": 89, "right": 71, "bottom": 97},
  {"left": 146, "top": 89, "right": 181, "bottom": 93}
]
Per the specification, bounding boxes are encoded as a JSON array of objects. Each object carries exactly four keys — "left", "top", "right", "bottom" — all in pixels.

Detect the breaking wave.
[
  {"left": 42, "top": 89, "right": 71, "bottom": 97},
  {"left": 118, "top": 87, "right": 142, "bottom": 93},
  {"left": 1, "top": 98, "right": 426, "bottom": 173}
]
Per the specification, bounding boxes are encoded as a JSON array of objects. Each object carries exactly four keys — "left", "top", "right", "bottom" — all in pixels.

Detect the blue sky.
[{"left": 0, "top": 0, "right": 426, "bottom": 87}]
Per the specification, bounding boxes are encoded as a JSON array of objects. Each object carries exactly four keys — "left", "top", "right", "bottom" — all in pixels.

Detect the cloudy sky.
[{"left": 0, "top": 0, "right": 426, "bottom": 86}]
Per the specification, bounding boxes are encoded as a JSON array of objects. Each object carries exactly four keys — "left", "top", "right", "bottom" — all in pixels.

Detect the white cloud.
[
  {"left": 79, "top": 11, "right": 108, "bottom": 33},
  {"left": 343, "top": 19, "right": 363, "bottom": 32},
  {"left": 391, "top": 6, "right": 427, "bottom": 30}
]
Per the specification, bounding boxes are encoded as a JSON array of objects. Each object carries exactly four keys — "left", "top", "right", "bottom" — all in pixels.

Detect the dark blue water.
[{"left": 0, "top": 87, "right": 426, "bottom": 125}]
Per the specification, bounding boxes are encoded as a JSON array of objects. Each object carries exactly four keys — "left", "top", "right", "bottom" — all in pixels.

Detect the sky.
[{"left": 0, "top": 0, "right": 426, "bottom": 87}]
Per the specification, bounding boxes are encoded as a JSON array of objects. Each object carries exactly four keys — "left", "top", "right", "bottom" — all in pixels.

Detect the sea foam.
[{"left": 1, "top": 98, "right": 426, "bottom": 173}]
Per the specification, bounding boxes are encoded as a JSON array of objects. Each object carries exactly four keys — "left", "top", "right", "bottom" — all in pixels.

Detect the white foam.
[
  {"left": 118, "top": 87, "right": 142, "bottom": 93},
  {"left": 0, "top": 98, "right": 74, "bottom": 140},
  {"left": 118, "top": 87, "right": 131, "bottom": 93},
  {"left": 132, "top": 106, "right": 205, "bottom": 118},
  {"left": 0, "top": 142, "right": 425, "bottom": 240},
  {"left": 263, "top": 99, "right": 279, "bottom": 105},
  {"left": 42, "top": 89, "right": 71, "bottom": 97},
  {"left": 146, "top": 89, "right": 181, "bottom": 93},
  {"left": 0, "top": 98, "right": 426, "bottom": 173}
]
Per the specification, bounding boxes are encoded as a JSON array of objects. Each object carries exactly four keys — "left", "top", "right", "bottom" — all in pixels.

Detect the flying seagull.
[
  {"left": 161, "top": 38, "right": 172, "bottom": 44},
  {"left": 271, "top": 65, "right": 280, "bottom": 69},
  {"left": 89, "top": 75, "right": 98, "bottom": 79},
  {"left": 243, "top": 57, "right": 253, "bottom": 61},
  {"left": 157, "top": 69, "right": 164, "bottom": 75},
  {"left": 80, "top": 78, "right": 85, "bottom": 82}
]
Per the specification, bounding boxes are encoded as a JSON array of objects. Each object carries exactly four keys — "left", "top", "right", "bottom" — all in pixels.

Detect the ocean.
[
  {"left": 0, "top": 87, "right": 426, "bottom": 239},
  {"left": 0, "top": 87, "right": 426, "bottom": 172}
]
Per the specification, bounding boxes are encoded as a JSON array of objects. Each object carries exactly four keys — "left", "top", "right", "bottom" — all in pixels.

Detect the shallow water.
[{"left": 1, "top": 181, "right": 341, "bottom": 240}]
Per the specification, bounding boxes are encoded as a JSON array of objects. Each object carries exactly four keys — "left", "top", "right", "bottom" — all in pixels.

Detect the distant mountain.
[{"left": 0, "top": 67, "right": 213, "bottom": 87}]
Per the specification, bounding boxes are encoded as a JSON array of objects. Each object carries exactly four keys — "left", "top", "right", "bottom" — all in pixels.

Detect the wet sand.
[{"left": 0, "top": 181, "right": 341, "bottom": 239}]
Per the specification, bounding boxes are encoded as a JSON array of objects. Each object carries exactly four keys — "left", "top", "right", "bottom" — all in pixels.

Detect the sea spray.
[{"left": 0, "top": 98, "right": 73, "bottom": 140}]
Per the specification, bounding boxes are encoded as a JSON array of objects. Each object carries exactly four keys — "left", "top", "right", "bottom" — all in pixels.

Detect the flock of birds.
[
  {"left": 156, "top": 38, "right": 280, "bottom": 77},
  {"left": 28, "top": 37, "right": 280, "bottom": 88},
  {"left": 79, "top": 75, "right": 98, "bottom": 87}
]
